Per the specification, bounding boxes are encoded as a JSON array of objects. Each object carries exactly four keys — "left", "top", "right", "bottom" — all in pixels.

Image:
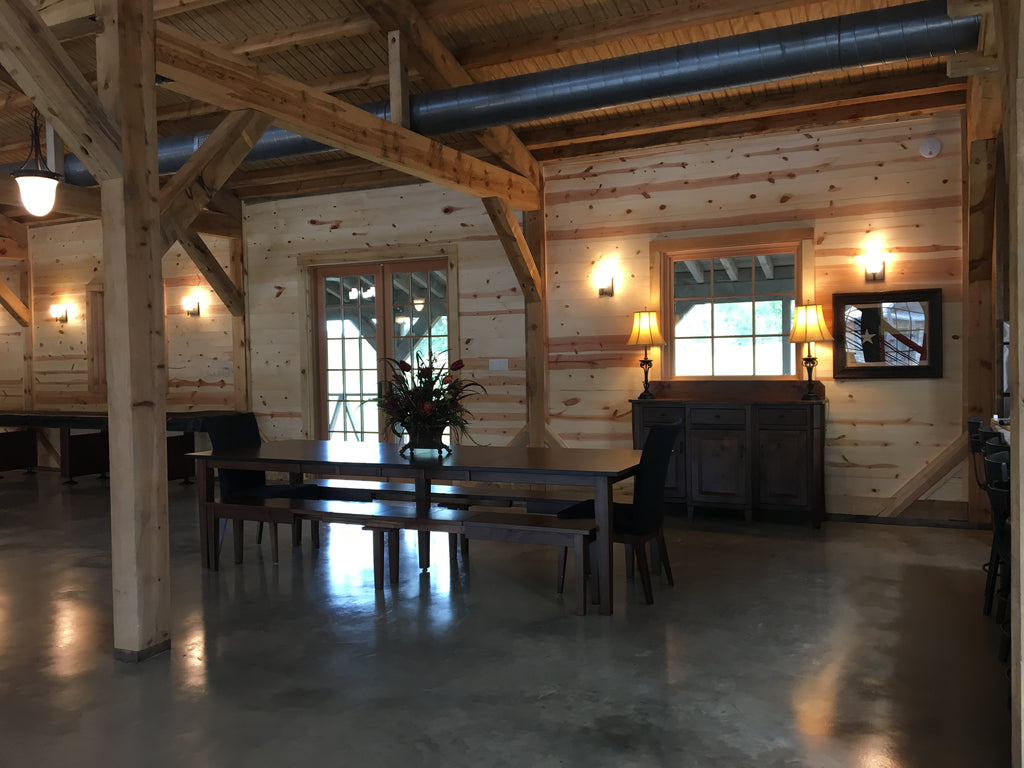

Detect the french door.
[{"left": 314, "top": 259, "right": 450, "bottom": 442}]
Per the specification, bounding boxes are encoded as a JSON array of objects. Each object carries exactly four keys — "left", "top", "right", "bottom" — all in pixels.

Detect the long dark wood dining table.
[{"left": 193, "top": 439, "right": 643, "bottom": 615}]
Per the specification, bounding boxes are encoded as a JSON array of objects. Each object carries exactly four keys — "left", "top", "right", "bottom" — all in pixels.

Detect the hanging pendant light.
[{"left": 11, "top": 109, "right": 61, "bottom": 217}]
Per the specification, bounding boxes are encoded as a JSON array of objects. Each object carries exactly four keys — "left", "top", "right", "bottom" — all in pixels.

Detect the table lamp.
[
  {"left": 789, "top": 303, "right": 832, "bottom": 401},
  {"left": 628, "top": 310, "right": 666, "bottom": 399}
]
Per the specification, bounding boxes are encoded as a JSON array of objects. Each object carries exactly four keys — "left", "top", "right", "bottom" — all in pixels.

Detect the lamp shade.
[
  {"left": 789, "top": 304, "right": 833, "bottom": 344},
  {"left": 13, "top": 174, "right": 59, "bottom": 217},
  {"left": 627, "top": 310, "right": 666, "bottom": 347}
]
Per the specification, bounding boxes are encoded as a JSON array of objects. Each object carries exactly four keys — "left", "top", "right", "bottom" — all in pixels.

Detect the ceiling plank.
[
  {"left": 153, "top": 23, "right": 540, "bottom": 210},
  {"left": 361, "top": 0, "right": 541, "bottom": 187},
  {"left": 176, "top": 229, "right": 244, "bottom": 316},
  {"left": 482, "top": 196, "right": 543, "bottom": 302},
  {"left": 0, "top": 0, "right": 121, "bottom": 182},
  {"left": 453, "top": 0, "right": 914, "bottom": 70},
  {"left": 33, "top": 0, "right": 230, "bottom": 26}
]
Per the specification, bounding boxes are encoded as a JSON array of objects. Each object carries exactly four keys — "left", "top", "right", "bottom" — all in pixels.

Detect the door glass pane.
[
  {"left": 391, "top": 267, "right": 448, "bottom": 368},
  {"left": 324, "top": 273, "right": 379, "bottom": 443}
]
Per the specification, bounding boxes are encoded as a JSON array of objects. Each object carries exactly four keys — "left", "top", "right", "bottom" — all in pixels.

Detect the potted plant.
[{"left": 378, "top": 353, "right": 485, "bottom": 454}]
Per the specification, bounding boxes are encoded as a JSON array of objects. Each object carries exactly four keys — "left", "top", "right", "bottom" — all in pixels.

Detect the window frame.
[{"left": 652, "top": 229, "right": 815, "bottom": 381}]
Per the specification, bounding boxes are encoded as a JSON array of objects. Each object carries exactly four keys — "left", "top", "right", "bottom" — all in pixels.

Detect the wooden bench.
[{"left": 462, "top": 510, "right": 598, "bottom": 615}]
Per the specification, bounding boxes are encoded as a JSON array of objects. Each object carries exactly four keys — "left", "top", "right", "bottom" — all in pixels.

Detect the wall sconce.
[
  {"left": 12, "top": 109, "right": 61, "bottom": 217},
  {"left": 50, "top": 304, "right": 69, "bottom": 324},
  {"left": 182, "top": 295, "right": 201, "bottom": 317},
  {"left": 864, "top": 259, "right": 886, "bottom": 283},
  {"left": 627, "top": 310, "right": 665, "bottom": 399},
  {"left": 789, "top": 304, "right": 832, "bottom": 401},
  {"left": 598, "top": 277, "right": 615, "bottom": 298},
  {"left": 593, "top": 257, "right": 618, "bottom": 298}
]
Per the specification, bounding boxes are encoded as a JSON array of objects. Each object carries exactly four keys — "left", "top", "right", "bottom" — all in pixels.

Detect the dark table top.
[
  {"left": 192, "top": 439, "right": 642, "bottom": 481},
  {"left": 0, "top": 410, "right": 237, "bottom": 431}
]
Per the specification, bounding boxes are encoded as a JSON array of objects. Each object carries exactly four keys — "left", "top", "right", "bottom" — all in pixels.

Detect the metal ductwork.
[{"left": 52, "top": 0, "right": 976, "bottom": 187}]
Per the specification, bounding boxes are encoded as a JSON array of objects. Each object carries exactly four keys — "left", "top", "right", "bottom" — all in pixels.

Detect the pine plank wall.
[{"left": 5, "top": 110, "right": 966, "bottom": 521}]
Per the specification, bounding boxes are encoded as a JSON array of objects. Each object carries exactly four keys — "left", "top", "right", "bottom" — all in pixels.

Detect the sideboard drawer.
[
  {"left": 641, "top": 405, "right": 686, "bottom": 425},
  {"left": 689, "top": 407, "right": 746, "bottom": 427},
  {"left": 757, "top": 406, "right": 808, "bottom": 427}
]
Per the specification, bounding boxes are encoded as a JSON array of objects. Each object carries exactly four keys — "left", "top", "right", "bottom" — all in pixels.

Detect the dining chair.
[
  {"left": 982, "top": 450, "right": 1010, "bottom": 618},
  {"left": 555, "top": 422, "right": 681, "bottom": 605},
  {"left": 985, "top": 479, "right": 1012, "bottom": 662},
  {"left": 204, "top": 412, "right": 320, "bottom": 563}
]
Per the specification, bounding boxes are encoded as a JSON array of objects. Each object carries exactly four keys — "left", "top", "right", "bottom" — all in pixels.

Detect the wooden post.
[
  {"left": 229, "top": 238, "right": 249, "bottom": 412},
  {"left": 96, "top": 0, "right": 171, "bottom": 661},
  {"left": 523, "top": 207, "right": 548, "bottom": 447},
  {"left": 388, "top": 30, "right": 410, "bottom": 129},
  {"left": 963, "top": 136, "right": 999, "bottom": 524}
]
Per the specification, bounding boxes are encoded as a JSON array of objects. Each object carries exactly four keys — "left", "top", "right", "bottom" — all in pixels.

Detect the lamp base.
[
  {"left": 801, "top": 355, "right": 819, "bottom": 401},
  {"left": 637, "top": 391, "right": 655, "bottom": 400}
]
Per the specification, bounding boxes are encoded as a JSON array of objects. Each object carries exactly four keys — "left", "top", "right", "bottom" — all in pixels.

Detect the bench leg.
[
  {"left": 292, "top": 518, "right": 303, "bottom": 547},
  {"left": 418, "top": 530, "right": 430, "bottom": 569},
  {"left": 388, "top": 530, "right": 400, "bottom": 583},
  {"left": 573, "top": 537, "right": 587, "bottom": 616},
  {"left": 257, "top": 521, "right": 264, "bottom": 544},
  {"left": 269, "top": 522, "right": 279, "bottom": 564},
  {"left": 372, "top": 530, "right": 385, "bottom": 590},
  {"left": 448, "top": 532, "right": 459, "bottom": 565},
  {"left": 461, "top": 533, "right": 470, "bottom": 557},
  {"left": 233, "top": 520, "right": 244, "bottom": 564},
  {"left": 556, "top": 547, "right": 567, "bottom": 594},
  {"left": 311, "top": 520, "right": 321, "bottom": 549},
  {"left": 624, "top": 543, "right": 635, "bottom": 581}
]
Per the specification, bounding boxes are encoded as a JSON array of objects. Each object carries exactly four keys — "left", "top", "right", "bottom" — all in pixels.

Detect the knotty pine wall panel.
[
  {"left": 26, "top": 220, "right": 237, "bottom": 411},
  {"left": 545, "top": 112, "right": 965, "bottom": 517},
  {"left": 0, "top": 268, "right": 25, "bottom": 410},
  {"left": 244, "top": 184, "right": 526, "bottom": 440}
]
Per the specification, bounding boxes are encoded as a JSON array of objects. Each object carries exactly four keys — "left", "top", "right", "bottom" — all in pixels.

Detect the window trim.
[{"left": 650, "top": 228, "right": 815, "bottom": 381}]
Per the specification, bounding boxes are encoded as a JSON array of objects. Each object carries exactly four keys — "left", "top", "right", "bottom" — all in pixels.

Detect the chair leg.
[
  {"left": 633, "top": 539, "right": 654, "bottom": 605},
  {"left": 557, "top": 547, "right": 568, "bottom": 594},
  {"left": 233, "top": 520, "right": 244, "bottom": 564},
  {"left": 269, "top": 522, "right": 279, "bottom": 564},
  {"left": 656, "top": 531, "right": 674, "bottom": 586},
  {"left": 257, "top": 521, "right": 264, "bottom": 544},
  {"left": 623, "top": 543, "right": 635, "bottom": 581},
  {"left": 292, "top": 518, "right": 303, "bottom": 547},
  {"left": 372, "top": 530, "right": 385, "bottom": 590},
  {"left": 461, "top": 533, "right": 470, "bottom": 557},
  {"left": 448, "top": 532, "right": 459, "bottom": 565},
  {"left": 388, "top": 530, "right": 400, "bottom": 584},
  {"left": 418, "top": 530, "right": 430, "bottom": 569},
  {"left": 984, "top": 540, "right": 999, "bottom": 616}
]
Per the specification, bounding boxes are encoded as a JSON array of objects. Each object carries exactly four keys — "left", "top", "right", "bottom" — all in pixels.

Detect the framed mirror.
[{"left": 832, "top": 289, "right": 942, "bottom": 379}]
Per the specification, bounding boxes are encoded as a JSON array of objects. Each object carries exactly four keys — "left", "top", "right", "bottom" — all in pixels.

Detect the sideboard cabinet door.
[{"left": 632, "top": 403, "right": 685, "bottom": 501}]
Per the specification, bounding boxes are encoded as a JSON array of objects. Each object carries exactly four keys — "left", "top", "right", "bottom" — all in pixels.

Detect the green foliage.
[{"left": 377, "top": 354, "right": 485, "bottom": 442}]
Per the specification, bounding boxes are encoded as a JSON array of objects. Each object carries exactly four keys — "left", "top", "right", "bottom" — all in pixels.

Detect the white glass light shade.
[{"left": 14, "top": 174, "right": 58, "bottom": 217}]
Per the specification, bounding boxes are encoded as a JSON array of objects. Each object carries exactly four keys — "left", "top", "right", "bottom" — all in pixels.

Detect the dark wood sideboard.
[{"left": 631, "top": 380, "right": 826, "bottom": 527}]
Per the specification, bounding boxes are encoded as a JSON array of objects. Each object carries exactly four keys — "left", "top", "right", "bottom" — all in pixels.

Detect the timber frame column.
[
  {"left": 523, "top": 207, "right": 549, "bottom": 447},
  {"left": 97, "top": 0, "right": 170, "bottom": 661}
]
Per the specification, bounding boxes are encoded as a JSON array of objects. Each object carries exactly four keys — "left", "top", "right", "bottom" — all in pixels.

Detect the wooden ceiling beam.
[
  {"left": 154, "top": 23, "right": 540, "bottom": 210},
  {"left": 362, "top": 0, "right": 541, "bottom": 187},
  {"left": 521, "top": 70, "right": 966, "bottom": 150},
  {"left": 159, "top": 109, "right": 273, "bottom": 245},
  {"left": 34, "top": 0, "right": 231, "bottom": 25},
  {"left": 482, "top": 197, "right": 543, "bottom": 302},
  {"left": 0, "top": 0, "right": 121, "bottom": 182},
  {"left": 531, "top": 90, "right": 966, "bottom": 160},
  {"left": 0, "top": 280, "right": 31, "bottom": 327},
  {"left": 229, "top": 15, "right": 378, "bottom": 58},
  {"left": 0, "top": 211, "right": 29, "bottom": 250},
  {"left": 176, "top": 229, "right": 244, "bottom": 316}
]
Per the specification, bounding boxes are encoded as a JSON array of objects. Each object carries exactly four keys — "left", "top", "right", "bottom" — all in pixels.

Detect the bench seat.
[{"left": 463, "top": 510, "right": 597, "bottom": 615}]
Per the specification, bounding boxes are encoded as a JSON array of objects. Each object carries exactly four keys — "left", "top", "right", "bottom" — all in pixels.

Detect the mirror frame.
[{"left": 832, "top": 288, "right": 942, "bottom": 379}]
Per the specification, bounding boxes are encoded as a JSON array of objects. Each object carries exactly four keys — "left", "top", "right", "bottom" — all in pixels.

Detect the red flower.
[
  {"left": 421, "top": 402, "right": 436, "bottom": 416},
  {"left": 398, "top": 360, "right": 412, "bottom": 373},
  {"left": 450, "top": 359, "right": 465, "bottom": 371}
]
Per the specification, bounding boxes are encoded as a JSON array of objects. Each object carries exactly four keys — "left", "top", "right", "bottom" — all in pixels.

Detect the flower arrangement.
[{"left": 378, "top": 354, "right": 485, "bottom": 451}]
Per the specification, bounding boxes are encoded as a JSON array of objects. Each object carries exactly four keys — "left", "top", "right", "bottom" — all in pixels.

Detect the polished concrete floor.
[{"left": 0, "top": 471, "right": 1011, "bottom": 767}]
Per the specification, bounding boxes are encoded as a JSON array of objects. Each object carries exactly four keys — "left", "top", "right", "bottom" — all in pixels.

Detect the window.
[
  {"left": 313, "top": 259, "right": 451, "bottom": 442},
  {"left": 658, "top": 232, "right": 810, "bottom": 378}
]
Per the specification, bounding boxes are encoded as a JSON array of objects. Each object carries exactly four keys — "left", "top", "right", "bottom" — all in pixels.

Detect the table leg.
[
  {"left": 415, "top": 472, "right": 430, "bottom": 569},
  {"left": 594, "top": 478, "right": 613, "bottom": 615},
  {"left": 197, "top": 461, "right": 214, "bottom": 569}
]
